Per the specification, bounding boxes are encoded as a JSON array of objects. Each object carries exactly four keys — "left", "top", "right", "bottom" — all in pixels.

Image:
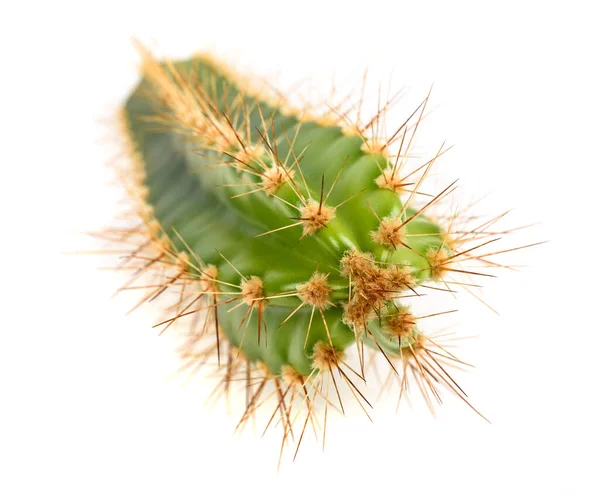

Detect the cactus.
[{"left": 107, "top": 46, "right": 538, "bottom": 459}]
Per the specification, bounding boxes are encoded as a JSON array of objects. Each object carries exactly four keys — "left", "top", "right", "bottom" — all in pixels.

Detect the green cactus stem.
[
  {"left": 109, "top": 47, "right": 537, "bottom": 451},
  {"left": 121, "top": 52, "right": 453, "bottom": 378}
]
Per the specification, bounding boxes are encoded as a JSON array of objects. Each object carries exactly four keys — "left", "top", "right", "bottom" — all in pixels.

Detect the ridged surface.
[{"left": 123, "top": 57, "right": 447, "bottom": 375}]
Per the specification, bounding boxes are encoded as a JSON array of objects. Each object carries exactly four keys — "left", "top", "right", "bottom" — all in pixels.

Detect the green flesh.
[{"left": 123, "top": 57, "right": 448, "bottom": 376}]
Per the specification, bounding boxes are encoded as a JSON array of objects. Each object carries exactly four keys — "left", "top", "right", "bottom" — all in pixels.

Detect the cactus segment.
[
  {"left": 122, "top": 54, "right": 449, "bottom": 377},
  {"left": 105, "top": 46, "right": 539, "bottom": 458}
]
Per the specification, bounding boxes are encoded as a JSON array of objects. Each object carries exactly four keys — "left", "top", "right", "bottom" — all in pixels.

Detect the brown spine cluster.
[{"left": 340, "top": 249, "right": 416, "bottom": 329}]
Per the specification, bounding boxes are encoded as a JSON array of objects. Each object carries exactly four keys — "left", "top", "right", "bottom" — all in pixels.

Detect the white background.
[{"left": 2, "top": 1, "right": 599, "bottom": 495}]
